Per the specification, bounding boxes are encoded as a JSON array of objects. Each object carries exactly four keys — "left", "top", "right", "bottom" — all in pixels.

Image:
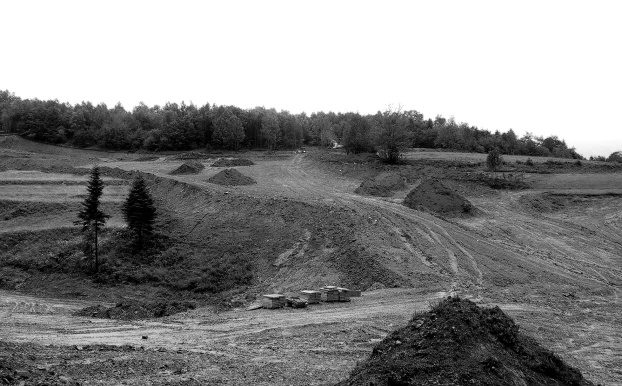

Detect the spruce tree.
[
  {"left": 122, "top": 175, "right": 156, "bottom": 246},
  {"left": 75, "top": 166, "right": 109, "bottom": 272}
]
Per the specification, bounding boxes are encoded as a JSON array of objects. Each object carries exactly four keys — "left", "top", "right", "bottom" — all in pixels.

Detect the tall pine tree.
[
  {"left": 75, "top": 166, "right": 109, "bottom": 272},
  {"left": 122, "top": 175, "right": 157, "bottom": 246}
]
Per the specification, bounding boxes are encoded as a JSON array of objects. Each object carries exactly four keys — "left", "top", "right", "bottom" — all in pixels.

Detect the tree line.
[{"left": 0, "top": 90, "right": 583, "bottom": 159}]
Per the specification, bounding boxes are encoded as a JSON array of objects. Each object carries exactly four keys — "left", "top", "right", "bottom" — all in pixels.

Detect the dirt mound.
[
  {"left": 168, "top": 151, "right": 211, "bottom": 160},
  {"left": 169, "top": 161, "right": 205, "bottom": 175},
  {"left": 355, "top": 171, "right": 406, "bottom": 197},
  {"left": 404, "top": 178, "right": 473, "bottom": 215},
  {"left": 74, "top": 301, "right": 196, "bottom": 320},
  {"left": 212, "top": 158, "right": 254, "bottom": 167},
  {"left": 207, "top": 168, "right": 256, "bottom": 186},
  {"left": 337, "top": 297, "right": 594, "bottom": 386}
]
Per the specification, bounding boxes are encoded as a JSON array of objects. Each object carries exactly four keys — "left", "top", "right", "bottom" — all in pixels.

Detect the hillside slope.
[{"left": 0, "top": 137, "right": 620, "bottom": 384}]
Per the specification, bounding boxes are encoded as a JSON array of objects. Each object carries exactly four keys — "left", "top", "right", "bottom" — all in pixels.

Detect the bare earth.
[{"left": 0, "top": 136, "right": 620, "bottom": 385}]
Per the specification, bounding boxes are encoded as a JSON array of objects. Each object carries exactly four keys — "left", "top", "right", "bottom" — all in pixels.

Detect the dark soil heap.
[
  {"left": 208, "top": 168, "right": 256, "bottom": 186},
  {"left": 169, "top": 161, "right": 205, "bottom": 175},
  {"left": 355, "top": 172, "right": 406, "bottom": 197},
  {"left": 74, "top": 300, "right": 196, "bottom": 320},
  {"left": 169, "top": 151, "right": 211, "bottom": 160},
  {"left": 212, "top": 158, "right": 254, "bottom": 167},
  {"left": 337, "top": 297, "right": 594, "bottom": 386},
  {"left": 404, "top": 178, "right": 473, "bottom": 215}
]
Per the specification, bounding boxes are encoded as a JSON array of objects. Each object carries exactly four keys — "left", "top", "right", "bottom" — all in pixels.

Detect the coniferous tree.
[
  {"left": 75, "top": 166, "right": 109, "bottom": 272},
  {"left": 122, "top": 175, "right": 156, "bottom": 246}
]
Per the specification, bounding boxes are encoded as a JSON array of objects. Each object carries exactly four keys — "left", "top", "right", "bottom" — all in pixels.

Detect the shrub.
[{"left": 486, "top": 148, "right": 503, "bottom": 171}]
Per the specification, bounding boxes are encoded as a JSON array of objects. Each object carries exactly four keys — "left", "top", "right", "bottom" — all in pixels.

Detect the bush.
[
  {"left": 486, "top": 148, "right": 503, "bottom": 171},
  {"left": 525, "top": 158, "right": 534, "bottom": 166}
]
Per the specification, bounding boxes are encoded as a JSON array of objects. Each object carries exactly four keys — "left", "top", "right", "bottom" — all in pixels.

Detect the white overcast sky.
[{"left": 2, "top": 0, "right": 621, "bottom": 157}]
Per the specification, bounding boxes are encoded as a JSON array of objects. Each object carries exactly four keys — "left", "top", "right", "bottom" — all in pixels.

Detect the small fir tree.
[
  {"left": 122, "top": 175, "right": 157, "bottom": 246},
  {"left": 75, "top": 166, "right": 109, "bottom": 272}
]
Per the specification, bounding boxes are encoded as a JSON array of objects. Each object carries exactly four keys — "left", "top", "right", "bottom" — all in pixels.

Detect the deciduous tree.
[
  {"left": 212, "top": 108, "right": 245, "bottom": 149},
  {"left": 373, "top": 106, "right": 412, "bottom": 164},
  {"left": 261, "top": 109, "right": 280, "bottom": 151}
]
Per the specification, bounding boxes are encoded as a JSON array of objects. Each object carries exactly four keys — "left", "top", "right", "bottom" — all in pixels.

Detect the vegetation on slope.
[{"left": 0, "top": 90, "right": 583, "bottom": 159}]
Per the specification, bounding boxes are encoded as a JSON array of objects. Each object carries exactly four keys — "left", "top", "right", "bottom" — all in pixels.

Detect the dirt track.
[{"left": 1, "top": 138, "right": 621, "bottom": 385}]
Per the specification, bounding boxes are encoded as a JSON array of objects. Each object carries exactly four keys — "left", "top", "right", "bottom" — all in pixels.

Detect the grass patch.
[{"left": 0, "top": 228, "right": 254, "bottom": 296}]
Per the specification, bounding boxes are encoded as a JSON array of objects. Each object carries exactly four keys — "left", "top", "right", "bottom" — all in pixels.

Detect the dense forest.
[{"left": 0, "top": 90, "right": 583, "bottom": 159}]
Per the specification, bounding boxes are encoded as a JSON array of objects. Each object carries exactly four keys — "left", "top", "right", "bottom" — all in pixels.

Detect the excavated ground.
[{"left": 0, "top": 136, "right": 620, "bottom": 385}]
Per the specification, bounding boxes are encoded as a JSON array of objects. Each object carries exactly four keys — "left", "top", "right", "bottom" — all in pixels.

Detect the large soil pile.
[
  {"left": 207, "top": 168, "right": 256, "bottom": 186},
  {"left": 212, "top": 158, "right": 254, "bottom": 167},
  {"left": 74, "top": 301, "right": 196, "bottom": 320},
  {"left": 355, "top": 171, "right": 406, "bottom": 197},
  {"left": 404, "top": 178, "right": 473, "bottom": 215},
  {"left": 337, "top": 297, "right": 594, "bottom": 386},
  {"left": 169, "top": 161, "right": 205, "bottom": 175}
]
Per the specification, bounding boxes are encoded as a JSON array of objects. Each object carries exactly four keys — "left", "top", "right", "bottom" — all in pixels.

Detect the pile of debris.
[
  {"left": 212, "top": 158, "right": 254, "bottom": 167},
  {"left": 207, "top": 168, "right": 256, "bottom": 186},
  {"left": 337, "top": 297, "right": 594, "bottom": 386},
  {"left": 74, "top": 300, "right": 196, "bottom": 320},
  {"left": 403, "top": 178, "right": 473, "bottom": 215},
  {"left": 169, "top": 161, "right": 205, "bottom": 175},
  {"left": 355, "top": 171, "right": 406, "bottom": 197}
]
